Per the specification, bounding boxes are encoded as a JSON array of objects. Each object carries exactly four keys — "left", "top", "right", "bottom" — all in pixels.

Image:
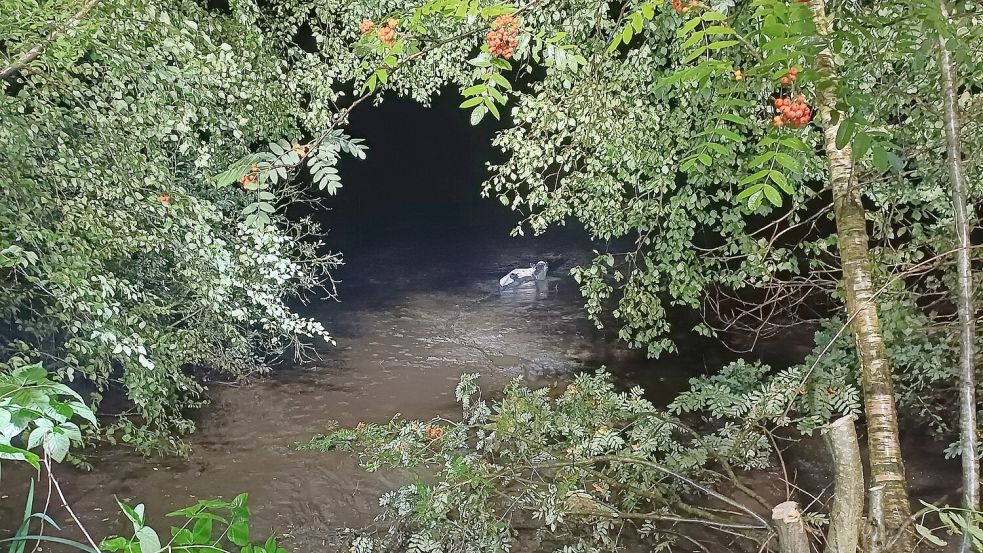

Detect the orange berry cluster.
[
  {"left": 376, "top": 18, "right": 397, "bottom": 46},
  {"left": 426, "top": 425, "right": 445, "bottom": 439},
  {"left": 772, "top": 95, "right": 812, "bottom": 128},
  {"left": 359, "top": 19, "right": 374, "bottom": 34},
  {"left": 292, "top": 144, "right": 310, "bottom": 158},
  {"left": 779, "top": 66, "right": 799, "bottom": 85},
  {"left": 670, "top": 0, "right": 699, "bottom": 14},
  {"left": 486, "top": 14, "right": 519, "bottom": 59},
  {"left": 239, "top": 164, "right": 260, "bottom": 188}
]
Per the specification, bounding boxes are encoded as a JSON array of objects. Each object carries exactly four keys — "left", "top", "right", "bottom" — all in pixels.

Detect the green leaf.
[
  {"left": 116, "top": 498, "right": 144, "bottom": 531},
  {"left": 914, "top": 524, "right": 947, "bottom": 547},
  {"left": 714, "top": 113, "right": 748, "bottom": 125},
  {"left": 228, "top": 520, "right": 250, "bottom": 547},
  {"left": 780, "top": 136, "right": 811, "bottom": 152},
  {"left": 136, "top": 526, "right": 161, "bottom": 553},
  {"left": 488, "top": 87, "right": 506, "bottom": 104},
  {"left": 545, "top": 31, "right": 567, "bottom": 43},
  {"left": 768, "top": 170, "right": 792, "bottom": 194},
  {"left": 749, "top": 151, "right": 775, "bottom": 168},
  {"left": 0, "top": 444, "right": 39, "bottom": 470},
  {"left": 0, "top": 536, "right": 98, "bottom": 553},
  {"left": 680, "top": 31, "right": 706, "bottom": 50},
  {"left": 490, "top": 57, "right": 511, "bottom": 70},
  {"left": 44, "top": 432, "right": 70, "bottom": 463},
  {"left": 735, "top": 183, "right": 761, "bottom": 201},
  {"left": 470, "top": 106, "right": 487, "bottom": 125},
  {"left": 739, "top": 169, "right": 770, "bottom": 186},
  {"left": 677, "top": 16, "right": 703, "bottom": 37},
  {"left": 872, "top": 144, "right": 889, "bottom": 171},
  {"left": 459, "top": 97, "right": 483, "bottom": 109},
  {"left": 712, "top": 127, "right": 741, "bottom": 142},
  {"left": 192, "top": 516, "right": 213, "bottom": 544},
  {"left": 773, "top": 153, "right": 800, "bottom": 172},
  {"left": 704, "top": 25, "right": 735, "bottom": 35},
  {"left": 484, "top": 98, "right": 500, "bottom": 119},
  {"left": 707, "top": 40, "right": 739, "bottom": 50},
  {"left": 462, "top": 84, "right": 486, "bottom": 96},
  {"left": 706, "top": 142, "right": 729, "bottom": 156},
  {"left": 852, "top": 131, "right": 872, "bottom": 157},
  {"left": 99, "top": 537, "right": 128, "bottom": 552},
  {"left": 487, "top": 73, "right": 512, "bottom": 89},
  {"left": 607, "top": 33, "right": 622, "bottom": 53},
  {"left": 683, "top": 45, "right": 710, "bottom": 63},
  {"left": 835, "top": 118, "right": 855, "bottom": 150},
  {"left": 762, "top": 183, "right": 783, "bottom": 207}
]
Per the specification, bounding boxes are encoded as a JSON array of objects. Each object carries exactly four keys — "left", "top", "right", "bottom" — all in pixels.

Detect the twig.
[{"left": 1, "top": 0, "right": 103, "bottom": 78}]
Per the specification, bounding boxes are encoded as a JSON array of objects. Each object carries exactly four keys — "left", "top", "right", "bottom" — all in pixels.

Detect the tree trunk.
[
  {"left": 937, "top": 3, "right": 980, "bottom": 552},
  {"left": 806, "top": 0, "right": 912, "bottom": 550},
  {"left": 773, "top": 501, "right": 811, "bottom": 553},
  {"left": 823, "top": 415, "right": 864, "bottom": 553}
]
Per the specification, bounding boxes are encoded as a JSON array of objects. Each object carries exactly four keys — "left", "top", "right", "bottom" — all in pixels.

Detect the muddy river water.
[
  {"left": 0, "top": 226, "right": 960, "bottom": 551},
  {"left": 0, "top": 229, "right": 716, "bottom": 548}
]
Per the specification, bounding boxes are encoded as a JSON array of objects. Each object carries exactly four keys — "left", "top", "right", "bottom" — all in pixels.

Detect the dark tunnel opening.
[
  {"left": 286, "top": 90, "right": 595, "bottom": 305},
  {"left": 291, "top": 91, "right": 515, "bottom": 250}
]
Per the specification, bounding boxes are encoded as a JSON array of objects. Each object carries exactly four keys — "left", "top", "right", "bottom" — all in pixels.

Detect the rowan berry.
[
  {"left": 427, "top": 425, "right": 445, "bottom": 439},
  {"left": 377, "top": 25, "right": 395, "bottom": 46},
  {"left": 487, "top": 14, "right": 519, "bottom": 58}
]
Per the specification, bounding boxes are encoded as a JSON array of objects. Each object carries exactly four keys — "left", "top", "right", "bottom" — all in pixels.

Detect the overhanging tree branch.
[{"left": 0, "top": 0, "right": 102, "bottom": 79}]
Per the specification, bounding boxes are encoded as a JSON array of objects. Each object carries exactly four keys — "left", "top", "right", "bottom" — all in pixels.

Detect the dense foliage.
[
  {"left": 1, "top": 0, "right": 342, "bottom": 454},
  {"left": 3, "top": 0, "right": 983, "bottom": 550},
  {"left": 307, "top": 371, "right": 778, "bottom": 552},
  {"left": 311, "top": 371, "right": 974, "bottom": 552}
]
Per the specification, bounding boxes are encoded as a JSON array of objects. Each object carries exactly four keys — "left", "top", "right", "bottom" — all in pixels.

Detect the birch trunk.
[
  {"left": 823, "top": 415, "right": 864, "bottom": 553},
  {"left": 805, "top": 0, "right": 912, "bottom": 549},
  {"left": 937, "top": 3, "right": 980, "bottom": 551}
]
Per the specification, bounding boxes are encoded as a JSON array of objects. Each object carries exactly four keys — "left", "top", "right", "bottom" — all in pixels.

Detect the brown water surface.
[
  {"left": 0, "top": 232, "right": 960, "bottom": 552},
  {"left": 1, "top": 233, "right": 718, "bottom": 550}
]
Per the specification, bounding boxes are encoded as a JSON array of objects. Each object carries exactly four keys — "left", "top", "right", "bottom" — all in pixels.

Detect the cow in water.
[{"left": 499, "top": 261, "right": 549, "bottom": 289}]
